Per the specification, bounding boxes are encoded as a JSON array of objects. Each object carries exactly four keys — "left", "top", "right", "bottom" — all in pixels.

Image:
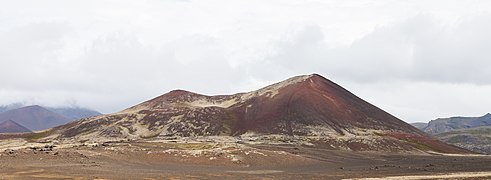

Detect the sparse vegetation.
[
  {"left": 173, "top": 143, "right": 215, "bottom": 150},
  {"left": 25, "top": 131, "right": 51, "bottom": 141},
  {"left": 435, "top": 126, "right": 491, "bottom": 154}
]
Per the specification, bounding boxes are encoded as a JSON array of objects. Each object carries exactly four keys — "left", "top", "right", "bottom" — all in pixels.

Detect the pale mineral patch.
[{"left": 347, "top": 172, "right": 491, "bottom": 180}]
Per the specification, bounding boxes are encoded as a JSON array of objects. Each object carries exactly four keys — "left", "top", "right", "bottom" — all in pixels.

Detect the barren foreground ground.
[{"left": 1, "top": 141, "right": 491, "bottom": 179}]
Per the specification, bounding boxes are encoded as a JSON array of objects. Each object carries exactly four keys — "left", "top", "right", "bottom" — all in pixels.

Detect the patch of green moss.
[
  {"left": 400, "top": 138, "right": 434, "bottom": 151},
  {"left": 220, "top": 111, "right": 239, "bottom": 136},
  {"left": 446, "top": 135, "right": 469, "bottom": 143},
  {"left": 373, "top": 132, "right": 385, "bottom": 136},
  {"left": 174, "top": 143, "right": 214, "bottom": 150},
  {"left": 25, "top": 131, "right": 50, "bottom": 141}
]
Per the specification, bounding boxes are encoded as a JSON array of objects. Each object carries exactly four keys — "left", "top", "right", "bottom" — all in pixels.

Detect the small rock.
[
  {"left": 6, "top": 149, "right": 15, "bottom": 154},
  {"left": 89, "top": 143, "right": 99, "bottom": 147},
  {"left": 425, "top": 164, "right": 434, "bottom": 167}
]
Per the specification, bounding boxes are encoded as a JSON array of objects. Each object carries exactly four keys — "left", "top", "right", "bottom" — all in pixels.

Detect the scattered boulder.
[
  {"left": 5, "top": 149, "right": 15, "bottom": 155},
  {"left": 40, "top": 145, "right": 55, "bottom": 151}
]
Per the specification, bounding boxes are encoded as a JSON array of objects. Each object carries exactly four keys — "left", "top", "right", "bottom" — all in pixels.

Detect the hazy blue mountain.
[
  {"left": 410, "top": 122, "right": 428, "bottom": 130},
  {"left": 0, "top": 120, "right": 32, "bottom": 133},
  {"left": 0, "top": 105, "right": 69, "bottom": 131},
  {"left": 47, "top": 107, "right": 102, "bottom": 120},
  {"left": 0, "top": 104, "right": 102, "bottom": 132}
]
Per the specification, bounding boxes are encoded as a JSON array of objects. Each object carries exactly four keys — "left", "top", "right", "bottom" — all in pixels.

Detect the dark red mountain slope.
[
  {"left": 48, "top": 74, "right": 467, "bottom": 153},
  {"left": 228, "top": 74, "right": 423, "bottom": 135}
]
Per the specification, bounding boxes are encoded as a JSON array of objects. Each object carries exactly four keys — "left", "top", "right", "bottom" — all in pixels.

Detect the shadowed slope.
[{"left": 0, "top": 120, "right": 31, "bottom": 133}]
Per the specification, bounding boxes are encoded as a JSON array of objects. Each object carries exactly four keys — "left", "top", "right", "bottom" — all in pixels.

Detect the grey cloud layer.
[
  {"left": 0, "top": 0, "right": 490, "bottom": 122},
  {"left": 265, "top": 14, "right": 491, "bottom": 84}
]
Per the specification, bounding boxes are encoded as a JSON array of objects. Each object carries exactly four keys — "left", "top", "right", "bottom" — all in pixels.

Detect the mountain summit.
[
  {"left": 48, "top": 74, "right": 464, "bottom": 153},
  {"left": 0, "top": 105, "right": 102, "bottom": 133},
  {"left": 128, "top": 74, "right": 421, "bottom": 136},
  {"left": 0, "top": 120, "right": 31, "bottom": 133},
  {"left": 0, "top": 105, "right": 69, "bottom": 131}
]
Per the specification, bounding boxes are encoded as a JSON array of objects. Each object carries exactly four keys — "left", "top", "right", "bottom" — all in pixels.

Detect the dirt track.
[{"left": 1, "top": 142, "right": 491, "bottom": 179}]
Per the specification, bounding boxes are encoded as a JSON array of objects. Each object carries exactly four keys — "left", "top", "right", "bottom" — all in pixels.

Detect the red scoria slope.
[
  {"left": 48, "top": 74, "right": 467, "bottom": 153},
  {"left": 227, "top": 74, "right": 423, "bottom": 136}
]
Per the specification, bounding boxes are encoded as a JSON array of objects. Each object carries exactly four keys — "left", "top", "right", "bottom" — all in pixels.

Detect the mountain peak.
[
  {"left": 0, "top": 119, "right": 31, "bottom": 133},
  {"left": 253, "top": 74, "right": 314, "bottom": 94},
  {"left": 146, "top": 74, "right": 328, "bottom": 108},
  {"left": 274, "top": 73, "right": 334, "bottom": 89},
  {"left": 309, "top": 73, "right": 324, "bottom": 79},
  {"left": 3, "top": 119, "right": 17, "bottom": 124},
  {"left": 168, "top": 89, "right": 193, "bottom": 94},
  {"left": 163, "top": 89, "right": 205, "bottom": 98},
  {"left": 0, "top": 105, "right": 69, "bottom": 131},
  {"left": 20, "top": 105, "right": 44, "bottom": 110}
]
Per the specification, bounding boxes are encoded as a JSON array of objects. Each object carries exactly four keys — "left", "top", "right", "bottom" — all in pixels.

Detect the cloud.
[
  {"left": 264, "top": 14, "right": 491, "bottom": 85},
  {"left": 0, "top": 0, "right": 490, "bottom": 123},
  {"left": 0, "top": 22, "right": 73, "bottom": 89},
  {"left": 244, "top": 13, "right": 491, "bottom": 122}
]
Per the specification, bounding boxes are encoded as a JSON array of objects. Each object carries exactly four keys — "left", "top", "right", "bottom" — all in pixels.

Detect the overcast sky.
[{"left": 1, "top": 0, "right": 491, "bottom": 123}]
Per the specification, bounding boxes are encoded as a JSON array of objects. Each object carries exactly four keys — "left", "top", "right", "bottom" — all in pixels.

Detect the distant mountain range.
[
  {"left": 411, "top": 113, "right": 491, "bottom": 134},
  {"left": 410, "top": 122, "right": 428, "bottom": 130},
  {"left": 0, "top": 105, "right": 101, "bottom": 133},
  {"left": 47, "top": 107, "right": 102, "bottom": 121},
  {"left": 411, "top": 113, "right": 491, "bottom": 154}
]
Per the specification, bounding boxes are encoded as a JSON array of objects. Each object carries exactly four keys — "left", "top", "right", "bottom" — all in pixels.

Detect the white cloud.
[{"left": 0, "top": 0, "right": 490, "bottom": 123}]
